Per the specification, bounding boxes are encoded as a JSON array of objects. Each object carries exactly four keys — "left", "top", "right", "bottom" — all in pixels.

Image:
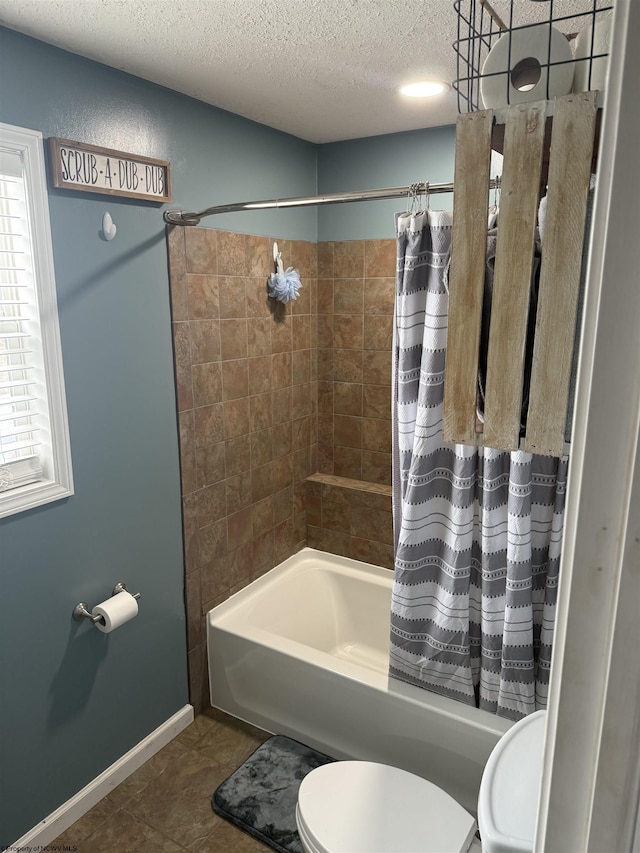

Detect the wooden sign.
[{"left": 48, "top": 138, "right": 171, "bottom": 202}]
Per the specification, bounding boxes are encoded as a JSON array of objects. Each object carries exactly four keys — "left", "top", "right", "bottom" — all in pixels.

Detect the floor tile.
[
  {"left": 52, "top": 711, "right": 271, "bottom": 853},
  {"left": 184, "top": 708, "right": 270, "bottom": 766},
  {"left": 125, "top": 746, "right": 231, "bottom": 849},
  {"left": 51, "top": 794, "right": 120, "bottom": 846},
  {"left": 78, "top": 808, "right": 186, "bottom": 852},
  {"left": 106, "top": 739, "right": 191, "bottom": 808},
  {"left": 195, "top": 819, "right": 269, "bottom": 852}
]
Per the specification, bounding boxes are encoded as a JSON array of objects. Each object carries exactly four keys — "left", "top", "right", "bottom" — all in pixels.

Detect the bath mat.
[{"left": 211, "top": 734, "right": 336, "bottom": 853}]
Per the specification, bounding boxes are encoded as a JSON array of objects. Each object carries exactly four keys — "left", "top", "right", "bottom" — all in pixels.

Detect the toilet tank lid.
[
  {"left": 297, "top": 760, "right": 477, "bottom": 853},
  {"left": 477, "top": 709, "right": 546, "bottom": 853}
]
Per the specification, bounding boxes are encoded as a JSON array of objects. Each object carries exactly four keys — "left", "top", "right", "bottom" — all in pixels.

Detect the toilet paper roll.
[
  {"left": 92, "top": 590, "right": 138, "bottom": 633},
  {"left": 480, "top": 24, "right": 575, "bottom": 109},
  {"left": 573, "top": 11, "right": 612, "bottom": 93}
]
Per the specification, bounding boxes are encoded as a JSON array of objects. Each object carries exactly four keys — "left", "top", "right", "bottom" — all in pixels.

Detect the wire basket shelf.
[{"left": 453, "top": 0, "right": 613, "bottom": 115}]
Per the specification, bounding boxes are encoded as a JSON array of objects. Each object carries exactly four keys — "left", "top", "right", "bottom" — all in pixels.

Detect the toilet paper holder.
[{"left": 72, "top": 582, "right": 141, "bottom": 626}]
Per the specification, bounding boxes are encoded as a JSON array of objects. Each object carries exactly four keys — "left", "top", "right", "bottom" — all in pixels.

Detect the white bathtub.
[{"left": 207, "top": 547, "right": 511, "bottom": 814}]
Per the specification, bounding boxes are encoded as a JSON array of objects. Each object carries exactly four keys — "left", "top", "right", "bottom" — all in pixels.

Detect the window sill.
[{"left": 0, "top": 478, "right": 74, "bottom": 520}]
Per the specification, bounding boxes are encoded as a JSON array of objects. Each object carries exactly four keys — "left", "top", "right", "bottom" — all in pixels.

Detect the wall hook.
[
  {"left": 102, "top": 211, "right": 117, "bottom": 241},
  {"left": 272, "top": 241, "right": 284, "bottom": 274}
]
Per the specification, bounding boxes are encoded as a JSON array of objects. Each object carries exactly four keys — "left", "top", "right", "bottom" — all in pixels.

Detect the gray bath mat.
[{"left": 211, "top": 734, "right": 336, "bottom": 853}]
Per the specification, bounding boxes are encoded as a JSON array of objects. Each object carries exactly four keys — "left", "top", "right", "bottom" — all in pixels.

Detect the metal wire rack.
[{"left": 453, "top": 0, "right": 613, "bottom": 114}]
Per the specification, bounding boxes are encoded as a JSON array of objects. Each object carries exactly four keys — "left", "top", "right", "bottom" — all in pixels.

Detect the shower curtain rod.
[{"left": 163, "top": 178, "right": 501, "bottom": 226}]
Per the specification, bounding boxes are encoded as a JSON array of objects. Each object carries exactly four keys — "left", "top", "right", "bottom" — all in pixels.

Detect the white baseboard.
[{"left": 11, "top": 704, "right": 194, "bottom": 849}]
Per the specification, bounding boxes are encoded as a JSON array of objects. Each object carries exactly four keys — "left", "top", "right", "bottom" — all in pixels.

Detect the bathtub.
[{"left": 207, "top": 547, "right": 511, "bottom": 814}]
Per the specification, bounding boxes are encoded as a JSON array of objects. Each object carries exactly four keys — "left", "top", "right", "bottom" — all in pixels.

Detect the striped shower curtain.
[{"left": 389, "top": 209, "right": 568, "bottom": 721}]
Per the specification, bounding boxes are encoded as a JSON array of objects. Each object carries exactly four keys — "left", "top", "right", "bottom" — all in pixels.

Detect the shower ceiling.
[{"left": 0, "top": 0, "right": 609, "bottom": 143}]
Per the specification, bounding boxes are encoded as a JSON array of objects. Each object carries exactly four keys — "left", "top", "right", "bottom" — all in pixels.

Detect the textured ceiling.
[{"left": 0, "top": 0, "right": 609, "bottom": 143}]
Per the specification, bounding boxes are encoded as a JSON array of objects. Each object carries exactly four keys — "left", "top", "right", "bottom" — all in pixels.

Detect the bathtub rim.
[{"left": 207, "top": 547, "right": 511, "bottom": 742}]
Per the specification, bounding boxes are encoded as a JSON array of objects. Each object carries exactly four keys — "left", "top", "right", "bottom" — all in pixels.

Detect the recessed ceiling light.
[{"left": 399, "top": 81, "right": 449, "bottom": 98}]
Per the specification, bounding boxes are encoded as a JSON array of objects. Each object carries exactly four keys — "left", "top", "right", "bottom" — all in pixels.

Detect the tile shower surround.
[
  {"left": 317, "top": 238, "right": 395, "bottom": 484},
  {"left": 166, "top": 226, "right": 395, "bottom": 710}
]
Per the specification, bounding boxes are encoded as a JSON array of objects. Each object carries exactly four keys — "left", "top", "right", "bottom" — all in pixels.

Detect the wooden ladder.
[{"left": 443, "top": 92, "right": 598, "bottom": 457}]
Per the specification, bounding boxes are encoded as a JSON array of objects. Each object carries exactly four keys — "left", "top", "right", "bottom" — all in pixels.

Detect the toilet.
[{"left": 296, "top": 709, "right": 546, "bottom": 853}]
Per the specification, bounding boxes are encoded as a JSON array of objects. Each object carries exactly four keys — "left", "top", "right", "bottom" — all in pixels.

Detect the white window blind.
[
  {"left": 0, "top": 161, "right": 45, "bottom": 488},
  {"left": 0, "top": 123, "right": 73, "bottom": 518}
]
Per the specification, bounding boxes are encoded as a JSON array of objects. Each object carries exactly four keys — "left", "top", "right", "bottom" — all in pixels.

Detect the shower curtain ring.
[{"left": 408, "top": 182, "right": 420, "bottom": 213}]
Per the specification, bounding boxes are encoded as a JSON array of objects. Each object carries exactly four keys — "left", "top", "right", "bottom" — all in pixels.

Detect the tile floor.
[{"left": 53, "top": 708, "right": 273, "bottom": 852}]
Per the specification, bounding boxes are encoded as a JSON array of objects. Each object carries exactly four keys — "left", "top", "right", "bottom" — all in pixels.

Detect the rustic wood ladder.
[{"left": 443, "top": 92, "right": 598, "bottom": 457}]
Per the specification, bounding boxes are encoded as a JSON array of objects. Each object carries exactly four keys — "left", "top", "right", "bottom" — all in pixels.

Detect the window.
[{"left": 0, "top": 123, "right": 73, "bottom": 518}]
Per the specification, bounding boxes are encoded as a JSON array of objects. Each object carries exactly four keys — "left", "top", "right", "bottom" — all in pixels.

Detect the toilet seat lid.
[
  {"left": 477, "top": 709, "right": 546, "bottom": 853},
  {"left": 297, "top": 761, "right": 477, "bottom": 853}
]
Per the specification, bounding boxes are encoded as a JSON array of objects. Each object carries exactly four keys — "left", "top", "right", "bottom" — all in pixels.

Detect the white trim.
[
  {"left": 10, "top": 704, "right": 194, "bottom": 849},
  {"left": 0, "top": 476, "right": 74, "bottom": 518},
  {"left": 535, "top": 0, "right": 640, "bottom": 850},
  {"left": 0, "top": 122, "right": 74, "bottom": 519},
  {"left": 588, "top": 434, "right": 640, "bottom": 851}
]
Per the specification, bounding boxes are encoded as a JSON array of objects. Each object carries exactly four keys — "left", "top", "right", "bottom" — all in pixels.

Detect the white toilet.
[{"left": 296, "top": 709, "right": 546, "bottom": 853}]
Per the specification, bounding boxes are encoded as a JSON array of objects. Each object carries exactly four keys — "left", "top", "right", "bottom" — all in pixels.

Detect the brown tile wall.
[
  {"left": 306, "top": 473, "right": 394, "bottom": 570},
  {"left": 168, "top": 229, "right": 397, "bottom": 709},
  {"left": 167, "top": 224, "right": 318, "bottom": 711},
  {"left": 316, "top": 239, "right": 395, "bottom": 485}
]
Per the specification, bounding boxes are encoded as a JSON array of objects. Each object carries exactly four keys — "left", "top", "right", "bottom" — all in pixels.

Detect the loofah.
[{"left": 268, "top": 267, "right": 302, "bottom": 303}]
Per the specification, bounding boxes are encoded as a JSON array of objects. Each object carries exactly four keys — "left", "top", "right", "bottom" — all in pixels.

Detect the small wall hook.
[
  {"left": 102, "top": 211, "right": 117, "bottom": 241},
  {"left": 272, "top": 241, "right": 284, "bottom": 274}
]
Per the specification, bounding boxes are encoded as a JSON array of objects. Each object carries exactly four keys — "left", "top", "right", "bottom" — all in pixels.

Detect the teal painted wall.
[
  {"left": 0, "top": 25, "right": 459, "bottom": 845},
  {"left": 317, "top": 125, "right": 457, "bottom": 240},
  {"left": 0, "top": 28, "right": 317, "bottom": 846}
]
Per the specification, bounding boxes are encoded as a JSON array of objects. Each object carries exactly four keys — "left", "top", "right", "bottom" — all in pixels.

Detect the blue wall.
[
  {"left": 0, "top": 26, "right": 458, "bottom": 845},
  {"left": 317, "top": 125, "right": 457, "bottom": 240},
  {"left": 0, "top": 27, "right": 317, "bottom": 846}
]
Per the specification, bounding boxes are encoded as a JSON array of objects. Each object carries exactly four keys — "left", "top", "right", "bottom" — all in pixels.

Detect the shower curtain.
[{"left": 390, "top": 208, "right": 568, "bottom": 721}]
